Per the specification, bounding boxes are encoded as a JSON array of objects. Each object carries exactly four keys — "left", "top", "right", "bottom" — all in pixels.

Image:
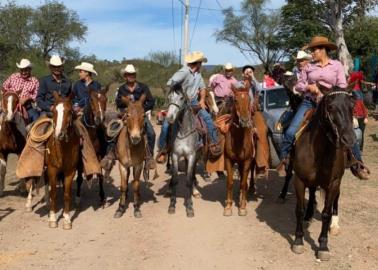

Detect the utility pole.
[{"left": 182, "top": 0, "right": 189, "bottom": 65}]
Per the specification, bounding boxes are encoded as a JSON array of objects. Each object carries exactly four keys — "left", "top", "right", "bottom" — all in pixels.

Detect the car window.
[{"left": 266, "top": 88, "right": 290, "bottom": 110}]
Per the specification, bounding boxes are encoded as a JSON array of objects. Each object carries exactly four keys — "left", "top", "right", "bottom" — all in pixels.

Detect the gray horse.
[{"left": 165, "top": 88, "right": 202, "bottom": 217}]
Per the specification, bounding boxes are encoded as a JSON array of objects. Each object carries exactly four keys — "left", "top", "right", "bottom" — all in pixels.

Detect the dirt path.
[{"left": 1, "top": 120, "right": 377, "bottom": 270}]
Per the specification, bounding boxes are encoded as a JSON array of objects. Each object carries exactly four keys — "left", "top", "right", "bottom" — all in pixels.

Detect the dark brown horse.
[
  {"left": 0, "top": 92, "right": 27, "bottom": 196},
  {"left": 76, "top": 86, "right": 109, "bottom": 206},
  {"left": 46, "top": 92, "right": 80, "bottom": 229},
  {"left": 114, "top": 94, "right": 146, "bottom": 218},
  {"left": 291, "top": 88, "right": 356, "bottom": 261},
  {"left": 223, "top": 81, "right": 255, "bottom": 216}
]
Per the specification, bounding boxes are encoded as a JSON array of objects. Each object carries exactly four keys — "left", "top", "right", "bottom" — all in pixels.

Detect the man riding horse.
[
  {"left": 209, "top": 62, "right": 238, "bottom": 104},
  {"left": 276, "top": 36, "right": 370, "bottom": 180},
  {"left": 156, "top": 51, "right": 222, "bottom": 163}
]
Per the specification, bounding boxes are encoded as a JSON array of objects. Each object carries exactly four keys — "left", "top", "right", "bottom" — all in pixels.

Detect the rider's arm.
[
  {"left": 335, "top": 61, "right": 347, "bottom": 89},
  {"left": 36, "top": 77, "right": 51, "bottom": 112},
  {"left": 295, "top": 67, "right": 310, "bottom": 93},
  {"left": 115, "top": 85, "right": 126, "bottom": 111},
  {"left": 142, "top": 84, "right": 155, "bottom": 112},
  {"left": 2, "top": 74, "right": 15, "bottom": 92},
  {"left": 167, "top": 68, "right": 188, "bottom": 89}
]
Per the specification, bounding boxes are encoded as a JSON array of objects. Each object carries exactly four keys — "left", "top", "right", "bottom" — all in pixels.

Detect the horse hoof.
[
  {"left": 134, "top": 210, "right": 142, "bottom": 218},
  {"left": 330, "top": 226, "right": 340, "bottom": 236},
  {"left": 192, "top": 191, "right": 201, "bottom": 199},
  {"left": 113, "top": 208, "right": 125, "bottom": 219},
  {"left": 49, "top": 221, "right": 58, "bottom": 228},
  {"left": 223, "top": 207, "right": 232, "bottom": 217},
  {"left": 292, "top": 244, "right": 304, "bottom": 254},
  {"left": 63, "top": 222, "right": 72, "bottom": 230},
  {"left": 168, "top": 206, "right": 176, "bottom": 214},
  {"left": 186, "top": 209, "right": 194, "bottom": 218},
  {"left": 317, "top": 250, "right": 331, "bottom": 261},
  {"left": 25, "top": 206, "right": 33, "bottom": 213},
  {"left": 238, "top": 208, "right": 247, "bottom": 216}
]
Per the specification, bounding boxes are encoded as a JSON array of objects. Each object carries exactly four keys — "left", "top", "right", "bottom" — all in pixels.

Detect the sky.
[{"left": 15, "top": 0, "right": 286, "bottom": 66}]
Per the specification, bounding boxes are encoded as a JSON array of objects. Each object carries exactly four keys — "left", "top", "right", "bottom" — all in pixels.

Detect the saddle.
[{"left": 294, "top": 109, "right": 315, "bottom": 141}]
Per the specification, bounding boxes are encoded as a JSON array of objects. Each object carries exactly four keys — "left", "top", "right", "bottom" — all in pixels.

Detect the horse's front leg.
[
  {"left": 223, "top": 158, "right": 234, "bottom": 216},
  {"left": 75, "top": 161, "right": 84, "bottom": 208},
  {"left": 304, "top": 186, "right": 317, "bottom": 221},
  {"left": 62, "top": 169, "right": 75, "bottom": 230},
  {"left": 133, "top": 164, "right": 143, "bottom": 218},
  {"left": 239, "top": 160, "right": 251, "bottom": 216},
  {"left": 292, "top": 176, "right": 306, "bottom": 254},
  {"left": 0, "top": 153, "right": 7, "bottom": 197},
  {"left": 98, "top": 174, "right": 106, "bottom": 207},
  {"left": 185, "top": 154, "right": 196, "bottom": 218},
  {"left": 114, "top": 164, "right": 129, "bottom": 218},
  {"left": 168, "top": 154, "right": 179, "bottom": 214},
  {"left": 47, "top": 167, "right": 58, "bottom": 228},
  {"left": 329, "top": 191, "right": 340, "bottom": 236},
  {"left": 25, "top": 178, "right": 34, "bottom": 212},
  {"left": 278, "top": 161, "right": 294, "bottom": 203},
  {"left": 248, "top": 158, "right": 256, "bottom": 195}
]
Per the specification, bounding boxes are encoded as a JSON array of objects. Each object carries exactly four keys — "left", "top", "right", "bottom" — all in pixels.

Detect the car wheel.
[{"left": 268, "top": 135, "right": 280, "bottom": 168}]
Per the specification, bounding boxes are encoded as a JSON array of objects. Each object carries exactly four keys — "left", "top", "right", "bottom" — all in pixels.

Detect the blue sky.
[{"left": 16, "top": 0, "right": 286, "bottom": 65}]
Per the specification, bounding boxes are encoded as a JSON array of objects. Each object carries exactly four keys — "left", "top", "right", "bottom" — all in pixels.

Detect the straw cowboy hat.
[
  {"left": 120, "top": 64, "right": 137, "bottom": 76},
  {"left": 306, "top": 36, "right": 338, "bottom": 51},
  {"left": 295, "top": 50, "right": 312, "bottom": 61},
  {"left": 185, "top": 51, "right": 208, "bottom": 64},
  {"left": 49, "top": 55, "right": 64, "bottom": 66},
  {"left": 16, "top": 59, "right": 32, "bottom": 69},
  {"left": 75, "top": 62, "right": 98, "bottom": 76},
  {"left": 224, "top": 62, "right": 234, "bottom": 70}
]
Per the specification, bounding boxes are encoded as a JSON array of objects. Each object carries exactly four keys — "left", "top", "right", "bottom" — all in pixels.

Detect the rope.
[
  {"left": 27, "top": 118, "right": 54, "bottom": 149},
  {"left": 106, "top": 119, "right": 124, "bottom": 139}
]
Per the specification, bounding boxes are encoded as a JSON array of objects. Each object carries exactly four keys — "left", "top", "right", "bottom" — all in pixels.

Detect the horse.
[
  {"left": 76, "top": 86, "right": 109, "bottom": 206},
  {"left": 0, "top": 92, "right": 27, "bottom": 197},
  {"left": 45, "top": 92, "right": 80, "bottom": 229},
  {"left": 113, "top": 94, "right": 147, "bottom": 219},
  {"left": 223, "top": 81, "right": 255, "bottom": 216},
  {"left": 290, "top": 87, "right": 356, "bottom": 261}
]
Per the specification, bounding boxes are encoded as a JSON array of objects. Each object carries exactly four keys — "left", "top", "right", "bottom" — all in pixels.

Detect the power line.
[
  {"left": 215, "top": 0, "right": 223, "bottom": 10},
  {"left": 190, "top": 0, "right": 202, "bottom": 48}
]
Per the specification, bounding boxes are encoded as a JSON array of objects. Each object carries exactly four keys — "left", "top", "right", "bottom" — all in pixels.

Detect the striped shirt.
[{"left": 2, "top": 73, "right": 39, "bottom": 100}]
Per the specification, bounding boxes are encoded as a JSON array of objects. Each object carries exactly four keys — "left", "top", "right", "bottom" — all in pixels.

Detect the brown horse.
[
  {"left": 46, "top": 92, "right": 80, "bottom": 229},
  {"left": 76, "top": 86, "right": 109, "bottom": 206},
  {"left": 114, "top": 94, "right": 146, "bottom": 218},
  {"left": 291, "top": 87, "right": 356, "bottom": 261},
  {"left": 223, "top": 81, "right": 255, "bottom": 216},
  {"left": 0, "top": 92, "right": 26, "bottom": 196}
]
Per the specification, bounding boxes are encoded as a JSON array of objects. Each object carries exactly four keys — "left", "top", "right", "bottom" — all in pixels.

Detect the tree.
[
  {"left": 31, "top": 1, "right": 87, "bottom": 58},
  {"left": 147, "top": 51, "right": 179, "bottom": 67},
  {"left": 215, "top": 0, "right": 286, "bottom": 71}
]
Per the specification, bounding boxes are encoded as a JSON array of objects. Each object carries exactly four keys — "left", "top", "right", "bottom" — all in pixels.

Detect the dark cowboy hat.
[
  {"left": 242, "top": 65, "right": 255, "bottom": 73},
  {"left": 306, "top": 36, "right": 338, "bottom": 51}
]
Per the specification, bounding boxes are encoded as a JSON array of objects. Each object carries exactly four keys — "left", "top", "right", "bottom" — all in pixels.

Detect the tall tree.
[{"left": 215, "top": 0, "right": 286, "bottom": 71}]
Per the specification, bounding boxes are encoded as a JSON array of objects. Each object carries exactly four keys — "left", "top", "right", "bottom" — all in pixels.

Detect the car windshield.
[{"left": 265, "top": 88, "right": 290, "bottom": 109}]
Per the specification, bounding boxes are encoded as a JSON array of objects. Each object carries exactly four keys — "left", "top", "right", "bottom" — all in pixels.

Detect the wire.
[
  {"left": 171, "top": 0, "right": 176, "bottom": 53},
  {"left": 190, "top": 0, "right": 202, "bottom": 48},
  {"left": 215, "top": 0, "right": 223, "bottom": 10}
]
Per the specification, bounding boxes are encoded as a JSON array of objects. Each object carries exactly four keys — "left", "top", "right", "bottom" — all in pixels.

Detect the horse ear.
[
  {"left": 102, "top": 83, "right": 111, "bottom": 95},
  {"left": 53, "top": 91, "right": 60, "bottom": 103},
  {"left": 121, "top": 95, "right": 131, "bottom": 106},
  {"left": 68, "top": 91, "right": 75, "bottom": 100},
  {"left": 139, "top": 94, "right": 146, "bottom": 104}
]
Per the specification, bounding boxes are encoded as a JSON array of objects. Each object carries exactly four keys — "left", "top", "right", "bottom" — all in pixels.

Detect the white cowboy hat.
[
  {"left": 121, "top": 64, "right": 137, "bottom": 75},
  {"left": 16, "top": 59, "right": 32, "bottom": 69},
  {"left": 296, "top": 50, "right": 312, "bottom": 61},
  {"left": 75, "top": 62, "right": 98, "bottom": 76},
  {"left": 49, "top": 55, "right": 64, "bottom": 66},
  {"left": 224, "top": 62, "right": 234, "bottom": 70},
  {"left": 185, "top": 51, "right": 208, "bottom": 64},
  {"left": 284, "top": 71, "right": 294, "bottom": 76}
]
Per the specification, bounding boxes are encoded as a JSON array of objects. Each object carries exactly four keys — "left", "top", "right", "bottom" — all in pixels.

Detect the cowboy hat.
[
  {"left": 75, "top": 62, "right": 98, "bottom": 76},
  {"left": 16, "top": 59, "right": 32, "bottom": 69},
  {"left": 49, "top": 55, "right": 64, "bottom": 66},
  {"left": 295, "top": 50, "right": 312, "bottom": 61},
  {"left": 242, "top": 65, "right": 255, "bottom": 73},
  {"left": 224, "top": 62, "right": 234, "bottom": 70},
  {"left": 284, "top": 71, "right": 294, "bottom": 76},
  {"left": 185, "top": 51, "right": 208, "bottom": 64},
  {"left": 306, "top": 36, "right": 338, "bottom": 51},
  {"left": 120, "top": 64, "right": 137, "bottom": 75}
]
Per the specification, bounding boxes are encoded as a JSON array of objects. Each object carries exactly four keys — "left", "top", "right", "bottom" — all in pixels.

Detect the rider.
[
  {"left": 2, "top": 58, "right": 40, "bottom": 124},
  {"left": 276, "top": 36, "right": 370, "bottom": 180},
  {"left": 156, "top": 51, "right": 221, "bottom": 163},
  {"left": 72, "top": 62, "right": 101, "bottom": 113},
  {"left": 293, "top": 51, "right": 312, "bottom": 79},
  {"left": 115, "top": 64, "right": 156, "bottom": 170},
  {"left": 209, "top": 62, "right": 238, "bottom": 103}
]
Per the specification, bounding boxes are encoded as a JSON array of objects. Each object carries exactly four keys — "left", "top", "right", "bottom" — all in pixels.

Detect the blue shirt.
[
  {"left": 36, "top": 74, "right": 72, "bottom": 112},
  {"left": 115, "top": 82, "right": 155, "bottom": 112},
  {"left": 73, "top": 80, "right": 102, "bottom": 108}
]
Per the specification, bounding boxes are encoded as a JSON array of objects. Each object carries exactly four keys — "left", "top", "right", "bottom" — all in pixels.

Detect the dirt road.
[{"left": 1, "top": 120, "right": 377, "bottom": 270}]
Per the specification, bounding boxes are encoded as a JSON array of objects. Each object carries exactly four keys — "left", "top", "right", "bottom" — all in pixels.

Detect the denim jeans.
[
  {"left": 280, "top": 98, "right": 316, "bottom": 160},
  {"left": 351, "top": 141, "right": 362, "bottom": 161},
  {"left": 144, "top": 117, "right": 156, "bottom": 155},
  {"left": 26, "top": 107, "right": 40, "bottom": 123}
]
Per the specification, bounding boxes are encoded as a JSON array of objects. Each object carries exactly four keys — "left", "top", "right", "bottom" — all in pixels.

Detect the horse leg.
[
  {"left": 292, "top": 176, "right": 306, "bottom": 254},
  {"left": 75, "top": 163, "right": 84, "bottom": 208},
  {"left": 317, "top": 183, "right": 340, "bottom": 261},
  {"left": 277, "top": 161, "right": 293, "bottom": 203},
  {"left": 98, "top": 174, "right": 106, "bottom": 207},
  {"left": 168, "top": 154, "right": 179, "bottom": 214},
  {"left": 192, "top": 175, "right": 201, "bottom": 199},
  {"left": 133, "top": 165, "right": 143, "bottom": 218},
  {"left": 239, "top": 160, "right": 250, "bottom": 216},
  {"left": 25, "top": 178, "right": 33, "bottom": 212},
  {"left": 114, "top": 164, "right": 128, "bottom": 218},
  {"left": 304, "top": 186, "right": 317, "bottom": 222},
  {"left": 43, "top": 174, "right": 50, "bottom": 207},
  {"left": 47, "top": 168, "right": 58, "bottom": 228},
  {"left": 223, "top": 158, "right": 234, "bottom": 216},
  {"left": 329, "top": 191, "right": 341, "bottom": 236},
  {"left": 62, "top": 170, "right": 75, "bottom": 230},
  {"left": 0, "top": 154, "right": 7, "bottom": 197},
  {"left": 248, "top": 159, "right": 256, "bottom": 195},
  {"left": 185, "top": 154, "right": 196, "bottom": 218}
]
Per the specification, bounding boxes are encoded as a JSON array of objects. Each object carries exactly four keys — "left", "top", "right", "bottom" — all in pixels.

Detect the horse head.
[
  {"left": 89, "top": 85, "right": 109, "bottom": 126},
  {"left": 52, "top": 91, "right": 74, "bottom": 141},
  {"left": 122, "top": 94, "right": 146, "bottom": 145},
  {"left": 318, "top": 87, "right": 356, "bottom": 148},
  {"left": 232, "top": 81, "right": 251, "bottom": 128},
  {"left": 2, "top": 91, "right": 21, "bottom": 121},
  {"left": 166, "top": 85, "right": 186, "bottom": 124}
]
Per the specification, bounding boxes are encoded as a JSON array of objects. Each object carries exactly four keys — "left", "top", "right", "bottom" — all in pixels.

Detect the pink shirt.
[
  {"left": 296, "top": 59, "right": 347, "bottom": 99},
  {"left": 2, "top": 73, "right": 39, "bottom": 100},
  {"left": 210, "top": 74, "right": 238, "bottom": 98}
]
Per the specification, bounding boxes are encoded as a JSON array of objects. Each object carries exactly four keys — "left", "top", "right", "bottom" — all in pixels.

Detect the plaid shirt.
[{"left": 2, "top": 73, "right": 39, "bottom": 100}]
